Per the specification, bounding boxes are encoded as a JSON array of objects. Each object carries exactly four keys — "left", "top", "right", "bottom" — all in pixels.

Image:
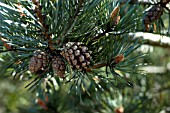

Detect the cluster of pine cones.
[
  {"left": 143, "top": 0, "right": 169, "bottom": 31},
  {"left": 28, "top": 42, "right": 92, "bottom": 78}
]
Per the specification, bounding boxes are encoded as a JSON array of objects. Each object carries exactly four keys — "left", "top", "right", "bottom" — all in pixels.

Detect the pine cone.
[
  {"left": 29, "top": 50, "right": 49, "bottom": 73},
  {"left": 143, "top": 5, "right": 163, "bottom": 27},
  {"left": 52, "top": 56, "right": 66, "bottom": 78},
  {"left": 61, "top": 42, "right": 92, "bottom": 71}
]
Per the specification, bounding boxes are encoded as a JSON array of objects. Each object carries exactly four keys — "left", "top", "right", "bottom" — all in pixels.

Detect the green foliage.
[
  {"left": 0, "top": 0, "right": 169, "bottom": 113},
  {"left": 0, "top": 0, "right": 145, "bottom": 94}
]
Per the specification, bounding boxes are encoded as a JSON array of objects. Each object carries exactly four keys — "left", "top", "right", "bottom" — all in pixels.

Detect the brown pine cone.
[
  {"left": 143, "top": 5, "right": 163, "bottom": 24},
  {"left": 52, "top": 56, "right": 66, "bottom": 78},
  {"left": 29, "top": 50, "right": 49, "bottom": 73},
  {"left": 143, "top": 4, "right": 163, "bottom": 31},
  {"left": 61, "top": 42, "right": 92, "bottom": 71}
]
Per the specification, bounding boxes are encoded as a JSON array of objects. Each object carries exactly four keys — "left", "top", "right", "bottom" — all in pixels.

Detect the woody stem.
[
  {"left": 32, "top": 0, "right": 54, "bottom": 51},
  {"left": 86, "top": 63, "right": 107, "bottom": 72}
]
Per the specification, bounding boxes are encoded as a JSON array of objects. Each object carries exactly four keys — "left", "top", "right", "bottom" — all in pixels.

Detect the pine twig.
[
  {"left": 129, "top": 32, "right": 170, "bottom": 48},
  {"left": 86, "top": 63, "right": 107, "bottom": 72},
  {"left": 32, "top": 0, "right": 54, "bottom": 50},
  {"left": 86, "top": 54, "right": 124, "bottom": 72},
  {"left": 91, "top": 20, "right": 113, "bottom": 41},
  {"left": 120, "top": 0, "right": 170, "bottom": 5},
  {"left": 120, "top": 0, "right": 157, "bottom": 5}
]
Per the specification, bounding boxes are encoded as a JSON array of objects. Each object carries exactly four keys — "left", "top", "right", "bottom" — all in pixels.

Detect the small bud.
[
  {"left": 114, "top": 16, "right": 120, "bottom": 25},
  {"left": 110, "top": 6, "right": 120, "bottom": 20},
  {"left": 114, "top": 54, "right": 124, "bottom": 64}
]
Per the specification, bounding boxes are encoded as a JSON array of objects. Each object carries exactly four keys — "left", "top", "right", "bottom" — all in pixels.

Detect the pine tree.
[{"left": 0, "top": 0, "right": 170, "bottom": 113}]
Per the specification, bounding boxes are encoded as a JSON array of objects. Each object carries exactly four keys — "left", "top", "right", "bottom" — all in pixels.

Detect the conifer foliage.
[
  {"left": 1, "top": 0, "right": 170, "bottom": 112},
  {"left": 1, "top": 1, "right": 170, "bottom": 112},
  {"left": 0, "top": 0, "right": 143, "bottom": 92},
  {"left": 0, "top": 0, "right": 147, "bottom": 93}
]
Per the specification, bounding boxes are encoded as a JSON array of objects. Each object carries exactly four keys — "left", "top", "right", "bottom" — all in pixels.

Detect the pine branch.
[
  {"left": 140, "top": 64, "right": 170, "bottom": 74},
  {"left": 32, "top": 0, "right": 54, "bottom": 50},
  {"left": 86, "top": 54, "right": 124, "bottom": 72},
  {"left": 129, "top": 32, "right": 170, "bottom": 48},
  {"left": 0, "top": 0, "right": 147, "bottom": 95},
  {"left": 120, "top": 0, "right": 159, "bottom": 5},
  {"left": 92, "top": 23, "right": 111, "bottom": 41},
  {"left": 86, "top": 63, "right": 107, "bottom": 72}
]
